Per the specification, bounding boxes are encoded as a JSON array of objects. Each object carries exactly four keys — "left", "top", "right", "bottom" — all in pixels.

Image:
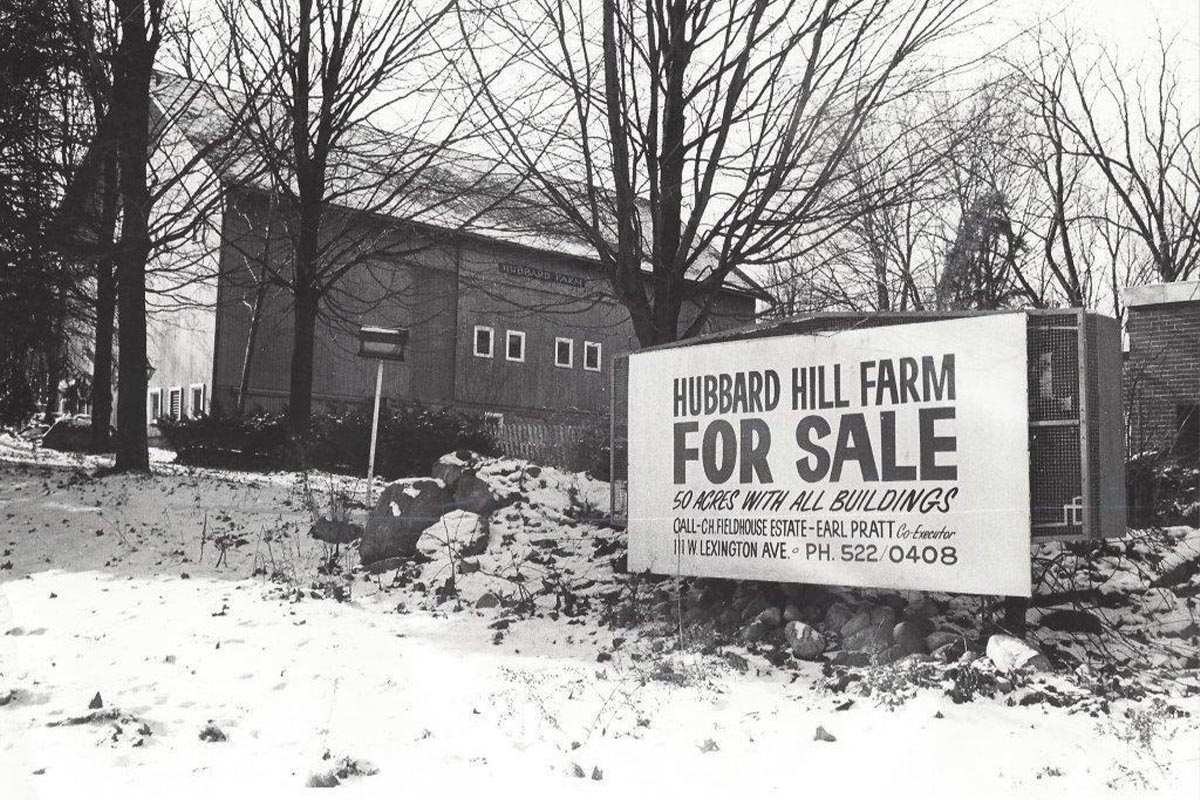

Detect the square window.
[
  {"left": 168, "top": 387, "right": 183, "bottom": 420},
  {"left": 506, "top": 330, "right": 525, "bottom": 362},
  {"left": 149, "top": 389, "right": 162, "bottom": 420},
  {"left": 583, "top": 341, "right": 602, "bottom": 371},
  {"left": 189, "top": 384, "right": 206, "bottom": 417},
  {"left": 473, "top": 325, "right": 494, "bottom": 358},
  {"left": 554, "top": 337, "right": 573, "bottom": 368}
]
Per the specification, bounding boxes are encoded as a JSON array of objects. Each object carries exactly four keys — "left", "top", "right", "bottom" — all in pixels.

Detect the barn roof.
[{"left": 147, "top": 72, "right": 765, "bottom": 298}]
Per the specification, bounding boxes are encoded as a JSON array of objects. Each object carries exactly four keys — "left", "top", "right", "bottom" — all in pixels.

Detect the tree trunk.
[
  {"left": 237, "top": 281, "right": 267, "bottom": 414},
  {"left": 90, "top": 156, "right": 119, "bottom": 451},
  {"left": 90, "top": 259, "right": 117, "bottom": 449},
  {"left": 287, "top": 286, "right": 318, "bottom": 439},
  {"left": 42, "top": 308, "right": 63, "bottom": 424},
  {"left": 111, "top": 0, "right": 155, "bottom": 472}
]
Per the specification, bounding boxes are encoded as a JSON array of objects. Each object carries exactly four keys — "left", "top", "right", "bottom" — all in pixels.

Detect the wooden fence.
[{"left": 488, "top": 416, "right": 606, "bottom": 474}]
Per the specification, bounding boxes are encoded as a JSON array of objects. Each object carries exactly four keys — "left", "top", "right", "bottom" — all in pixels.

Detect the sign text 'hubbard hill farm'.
[{"left": 626, "top": 315, "right": 1032, "bottom": 596}]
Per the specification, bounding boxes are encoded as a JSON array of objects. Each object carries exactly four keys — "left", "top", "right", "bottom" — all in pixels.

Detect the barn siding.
[{"left": 210, "top": 187, "right": 757, "bottom": 421}]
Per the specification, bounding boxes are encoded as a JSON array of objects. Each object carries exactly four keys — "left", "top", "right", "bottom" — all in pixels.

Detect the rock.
[
  {"left": 476, "top": 592, "right": 500, "bottom": 609},
  {"left": 417, "top": 511, "right": 490, "bottom": 559},
  {"left": 1038, "top": 609, "right": 1104, "bottom": 636},
  {"left": 432, "top": 453, "right": 473, "bottom": 487},
  {"left": 360, "top": 480, "right": 451, "bottom": 565},
  {"left": 309, "top": 518, "right": 362, "bottom": 545},
  {"left": 986, "top": 634, "right": 1051, "bottom": 672},
  {"left": 740, "top": 620, "right": 769, "bottom": 645},
  {"left": 824, "top": 602, "right": 854, "bottom": 632},
  {"left": 198, "top": 722, "right": 227, "bottom": 742},
  {"left": 841, "top": 606, "right": 896, "bottom": 653},
  {"left": 892, "top": 619, "right": 933, "bottom": 654},
  {"left": 737, "top": 592, "right": 769, "bottom": 623},
  {"left": 41, "top": 417, "right": 94, "bottom": 452},
  {"left": 925, "top": 630, "right": 961, "bottom": 653},
  {"left": 813, "top": 725, "right": 836, "bottom": 743},
  {"left": 905, "top": 596, "right": 938, "bottom": 620},
  {"left": 88, "top": 692, "right": 102, "bottom": 709},
  {"left": 783, "top": 603, "right": 803, "bottom": 623},
  {"left": 364, "top": 557, "right": 406, "bottom": 575},
  {"left": 755, "top": 606, "right": 783, "bottom": 628},
  {"left": 591, "top": 766, "right": 603, "bottom": 781},
  {"left": 451, "top": 473, "right": 502, "bottom": 516},
  {"left": 931, "top": 639, "right": 967, "bottom": 663},
  {"left": 784, "top": 621, "right": 826, "bottom": 660},
  {"left": 830, "top": 650, "right": 872, "bottom": 668}
]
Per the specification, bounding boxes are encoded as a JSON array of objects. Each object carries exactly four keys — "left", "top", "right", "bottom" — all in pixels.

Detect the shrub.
[
  {"left": 158, "top": 404, "right": 498, "bottom": 479},
  {"left": 566, "top": 418, "right": 611, "bottom": 480},
  {"left": 1127, "top": 450, "right": 1199, "bottom": 526}
]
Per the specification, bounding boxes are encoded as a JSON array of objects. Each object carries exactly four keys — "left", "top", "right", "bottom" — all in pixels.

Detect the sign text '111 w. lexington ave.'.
[{"left": 626, "top": 314, "right": 1032, "bottom": 596}]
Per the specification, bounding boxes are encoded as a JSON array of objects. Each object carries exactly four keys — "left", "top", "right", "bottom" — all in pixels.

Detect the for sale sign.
[{"left": 626, "top": 314, "right": 1032, "bottom": 596}]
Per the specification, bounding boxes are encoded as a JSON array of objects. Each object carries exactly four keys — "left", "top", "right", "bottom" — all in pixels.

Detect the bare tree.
[
  {"left": 217, "top": 0, "right": 505, "bottom": 437},
  {"left": 461, "top": 0, "right": 984, "bottom": 345},
  {"left": 1035, "top": 30, "right": 1199, "bottom": 286}
]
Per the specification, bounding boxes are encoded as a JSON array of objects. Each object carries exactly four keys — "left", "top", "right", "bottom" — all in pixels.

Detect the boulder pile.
[{"left": 359, "top": 451, "right": 519, "bottom": 567}]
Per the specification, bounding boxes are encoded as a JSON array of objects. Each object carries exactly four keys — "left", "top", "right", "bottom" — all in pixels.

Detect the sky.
[{"left": 988, "top": 0, "right": 1199, "bottom": 71}]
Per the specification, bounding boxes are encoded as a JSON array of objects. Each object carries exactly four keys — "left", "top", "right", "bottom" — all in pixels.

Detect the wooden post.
[{"left": 366, "top": 358, "right": 384, "bottom": 508}]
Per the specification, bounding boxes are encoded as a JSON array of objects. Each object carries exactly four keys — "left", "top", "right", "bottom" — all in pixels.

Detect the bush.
[
  {"left": 158, "top": 404, "right": 498, "bottom": 479},
  {"left": 566, "top": 418, "right": 611, "bottom": 480},
  {"left": 1127, "top": 450, "right": 1199, "bottom": 526}
]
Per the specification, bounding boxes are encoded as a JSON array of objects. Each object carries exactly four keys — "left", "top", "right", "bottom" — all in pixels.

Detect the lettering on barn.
[{"left": 498, "top": 262, "right": 587, "bottom": 289}]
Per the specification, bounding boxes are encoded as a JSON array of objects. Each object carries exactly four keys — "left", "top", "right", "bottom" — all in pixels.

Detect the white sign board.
[{"left": 627, "top": 314, "right": 1032, "bottom": 596}]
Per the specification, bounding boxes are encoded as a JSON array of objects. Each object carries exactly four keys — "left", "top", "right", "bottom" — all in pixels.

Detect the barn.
[{"left": 66, "top": 74, "right": 762, "bottom": 443}]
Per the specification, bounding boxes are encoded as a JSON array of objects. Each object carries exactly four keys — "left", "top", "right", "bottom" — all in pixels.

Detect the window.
[
  {"left": 149, "top": 389, "right": 162, "bottom": 420},
  {"left": 189, "top": 384, "right": 206, "bottom": 417},
  {"left": 505, "top": 330, "right": 525, "bottom": 362},
  {"left": 554, "top": 337, "right": 574, "bottom": 368},
  {"left": 583, "top": 341, "right": 602, "bottom": 372},
  {"left": 168, "top": 387, "right": 183, "bottom": 420},
  {"left": 473, "top": 325, "right": 494, "bottom": 358}
]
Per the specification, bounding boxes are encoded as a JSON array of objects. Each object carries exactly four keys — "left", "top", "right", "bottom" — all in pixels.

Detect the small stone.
[
  {"left": 925, "top": 630, "right": 961, "bottom": 652},
  {"left": 986, "top": 634, "right": 1051, "bottom": 672},
  {"left": 1038, "top": 609, "right": 1103, "bottom": 636},
  {"left": 591, "top": 766, "right": 603, "bottom": 781},
  {"left": 88, "top": 692, "right": 103, "bottom": 709},
  {"left": 783, "top": 603, "right": 803, "bottom": 623},
  {"left": 199, "top": 722, "right": 227, "bottom": 742},
  {"left": 931, "top": 640, "right": 966, "bottom": 663},
  {"left": 475, "top": 592, "right": 500, "bottom": 609},
  {"left": 893, "top": 619, "right": 932, "bottom": 654},
  {"left": 824, "top": 602, "right": 854, "bottom": 631},
  {"left": 813, "top": 725, "right": 836, "bottom": 742},
  {"left": 831, "top": 650, "right": 872, "bottom": 668},
  {"left": 740, "top": 621, "right": 768, "bottom": 644},
  {"left": 571, "top": 763, "right": 586, "bottom": 778},
  {"left": 842, "top": 606, "right": 896, "bottom": 653},
  {"left": 784, "top": 621, "right": 826, "bottom": 660},
  {"left": 755, "top": 606, "right": 783, "bottom": 628}
]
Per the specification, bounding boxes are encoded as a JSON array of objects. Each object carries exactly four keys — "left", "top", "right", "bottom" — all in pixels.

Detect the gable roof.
[{"left": 59, "top": 71, "right": 765, "bottom": 299}]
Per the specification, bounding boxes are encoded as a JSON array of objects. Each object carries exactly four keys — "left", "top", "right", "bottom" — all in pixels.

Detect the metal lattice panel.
[{"left": 1029, "top": 425, "right": 1084, "bottom": 535}]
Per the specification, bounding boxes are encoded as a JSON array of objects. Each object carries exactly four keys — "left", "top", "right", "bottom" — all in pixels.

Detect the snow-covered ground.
[{"left": 1, "top": 434, "right": 1197, "bottom": 799}]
